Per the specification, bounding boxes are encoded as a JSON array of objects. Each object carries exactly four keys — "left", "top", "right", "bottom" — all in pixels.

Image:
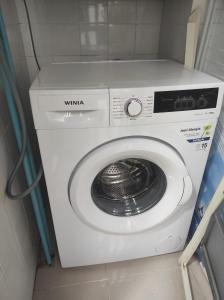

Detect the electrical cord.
[
  {"left": 0, "top": 52, "right": 43, "bottom": 199},
  {"left": 23, "top": 0, "right": 41, "bottom": 71}
]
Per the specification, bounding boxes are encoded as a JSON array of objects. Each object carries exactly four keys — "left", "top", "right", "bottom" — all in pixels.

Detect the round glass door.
[
  {"left": 91, "top": 158, "right": 167, "bottom": 216},
  {"left": 69, "top": 137, "right": 192, "bottom": 234}
]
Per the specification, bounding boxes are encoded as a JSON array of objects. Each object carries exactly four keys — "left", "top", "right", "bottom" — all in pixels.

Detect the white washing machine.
[{"left": 30, "top": 60, "right": 224, "bottom": 267}]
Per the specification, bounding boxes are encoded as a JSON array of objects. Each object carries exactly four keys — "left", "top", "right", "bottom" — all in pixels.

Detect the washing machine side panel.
[{"left": 36, "top": 119, "right": 217, "bottom": 267}]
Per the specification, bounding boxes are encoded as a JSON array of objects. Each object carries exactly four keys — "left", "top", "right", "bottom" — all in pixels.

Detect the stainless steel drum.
[
  {"left": 91, "top": 158, "right": 167, "bottom": 217},
  {"left": 99, "top": 159, "right": 150, "bottom": 200}
]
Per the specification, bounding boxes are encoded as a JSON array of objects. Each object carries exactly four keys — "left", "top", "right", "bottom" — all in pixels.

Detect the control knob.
[{"left": 126, "top": 99, "right": 142, "bottom": 117}]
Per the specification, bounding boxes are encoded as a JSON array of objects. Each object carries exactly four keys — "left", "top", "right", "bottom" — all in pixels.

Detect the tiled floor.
[{"left": 33, "top": 252, "right": 213, "bottom": 300}]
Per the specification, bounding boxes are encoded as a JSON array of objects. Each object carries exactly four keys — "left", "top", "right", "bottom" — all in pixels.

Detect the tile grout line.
[
  {"left": 17, "top": 0, "right": 163, "bottom": 62},
  {"left": 38, "top": 278, "right": 110, "bottom": 291},
  {"left": 106, "top": 0, "right": 109, "bottom": 60},
  {"left": 133, "top": 0, "right": 138, "bottom": 59}
]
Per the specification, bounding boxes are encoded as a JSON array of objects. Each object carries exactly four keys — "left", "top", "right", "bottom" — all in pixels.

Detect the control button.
[
  {"left": 174, "top": 96, "right": 196, "bottom": 111},
  {"left": 126, "top": 99, "right": 142, "bottom": 117},
  {"left": 197, "top": 95, "right": 208, "bottom": 109}
]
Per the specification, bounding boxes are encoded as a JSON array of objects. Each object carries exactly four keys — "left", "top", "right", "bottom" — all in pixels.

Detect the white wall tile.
[
  {"left": 108, "top": 0, "right": 137, "bottom": 24},
  {"left": 0, "top": 4, "right": 40, "bottom": 300},
  {"left": 161, "top": 0, "right": 192, "bottom": 25},
  {"left": 137, "top": 0, "right": 163, "bottom": 24},
  {"left": 79, "top": 55, "right": 107, "bottom": 61},
  {"left": 6, "top": 25, "right": 25, "bottom": 59},
  {"left": 215, "top": 0, "right": 224, "bottom": 10},
  {"left": 52, "top": 56, "right": 81, "bottom": 62},
  {"left": 0, "top": 126, "right": 38, "bottom": 300},
  {"left": 160, "top": 24, "right": 187, "bottom": 62},
  {"left": 133, "top": 53, "right": 159, "bottom": 60},
  {"left": 214, "top": 9, "right": 224, "bottom": 24},
  {"left": 0, "top": 196, "right": 30, "bottom": 294},
  {"left": 16, "top": 0, "right": 166, "bottom": 63},
  {"left": 0, "top": 269, "right": 10, "bottom": 300},
  {"left": 203, "top": 0, "right": 224, "bottom": 82},
  {"left": 2, "top": 125, "right": 35, "bottom": 269},
  {"left": 206, "top": 46, "right": 224, "bottom": 65},
  {"left": 136, "top": 24, "right": 160, "bottom": 54},
  {"left": 108, "top": 24, "right": 135, "bottom": 58},
  {"left": 19, "top": 24, "right": 34, "bottom": 57},
  {"left": 33, "top": 24, "right": 80, "bottom": 56},
  {"left": 0, "top": 195, "right": 16, "bottom": 269},
  {"left": 80, "top": 24, "right": 107, "bottom": 55},
  {"left": 4, "top": 254, "right": 34, "bottom": 300},
  {"left": 25, "top": 0, "right": 79, "bottom": 24},
  {"left": 79, "top": 0, "right": 107, "bottom": 23},
  {"left": 208, "top": 23, "right": 224, "bottom": 50},
  {"left": 1, "top": 19, "right": 32, "bottom": 141},
  {"left": 159, "top": 0, "right": 192, "bottom": 63},
  {"left": 205, "top": 61, "right": 224, "bottom": 81},
  {"left": 26, "top": 56, "right": 52, "bottom": 81},
  {"left": 3, "top": 194, "right": 34, "bottom": 262},
  {"left": 14, "top": 0, "right": 27, "bottom": 24},
  {"left": 0, "top": 0, "right": 18, "bottom": 25}
]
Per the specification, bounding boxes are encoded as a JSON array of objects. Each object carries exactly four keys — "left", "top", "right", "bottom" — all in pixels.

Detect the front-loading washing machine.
[{"left": 30, "top": 60, "right": 224, "bottom": 267}]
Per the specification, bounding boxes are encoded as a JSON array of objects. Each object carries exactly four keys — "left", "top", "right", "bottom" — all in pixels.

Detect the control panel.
[
  {"left": 154, "top": 88, "right": 218, "bottom": 113},
  {"left": 110, "top": 87, "right": 220, "bottom": 127}
]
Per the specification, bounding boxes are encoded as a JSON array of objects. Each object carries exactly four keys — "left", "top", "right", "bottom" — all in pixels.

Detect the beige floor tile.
[
  {"left": 106, "top": 252, "right": 181, "bottom": 279},
  {"left": 33, "top": 280, "right": 110, "bottom": 300},
  {"left": 109, "top": 267, "right": 185, "bottom": 300},
  {"left": 33, "top": 253, "right": 210, "bottom": 300},
  {"left": 35, "top": 263, "right": 107, "bottom": 290}
]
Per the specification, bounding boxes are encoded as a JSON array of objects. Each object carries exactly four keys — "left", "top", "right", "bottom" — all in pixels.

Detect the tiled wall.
[
  {"left": 202, "top": 0, "right": 224, "bottom": 81},
  {"left": 0, "top": 1, "right": 38, "bottom": 300},
  {"left": 159, "top": 0, "right": 193, "bottom": 62},
  {"left": 15, "top": 0, "right": 164, "bottom": 81},
  {"left": 0, "top": 118, "right": 38, "bottom": 300},
  {"left": 2, "top": 0, "right": 41, "bottom": 157}
]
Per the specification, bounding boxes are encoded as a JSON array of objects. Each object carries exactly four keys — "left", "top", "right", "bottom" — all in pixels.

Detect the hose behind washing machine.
[{"left": 0, "top": 48, "right": 43, "bottom": 200}]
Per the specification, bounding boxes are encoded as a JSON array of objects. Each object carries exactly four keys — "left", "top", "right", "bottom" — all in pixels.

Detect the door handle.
[{"left": 179, "top": 175, "right": 193, "bottom": 205}]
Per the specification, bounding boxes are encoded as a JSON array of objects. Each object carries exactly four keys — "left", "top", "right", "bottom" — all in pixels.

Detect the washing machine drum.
[{"left": 91, "top": 158, "right": 167, "bottom": 217}]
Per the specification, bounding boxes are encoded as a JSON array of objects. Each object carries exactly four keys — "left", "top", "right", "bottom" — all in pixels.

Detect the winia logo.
[{"left": 64, "top": 100, "right": 84, "bottom": 105}]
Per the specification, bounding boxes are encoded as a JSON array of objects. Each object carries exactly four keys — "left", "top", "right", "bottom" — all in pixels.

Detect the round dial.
[{"left": 126, "top": 99, "right": 142, "bottom": 117}]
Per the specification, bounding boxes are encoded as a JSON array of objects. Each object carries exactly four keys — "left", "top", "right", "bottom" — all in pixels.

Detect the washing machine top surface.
[
  {"left": 30, "top": 59, "right": 223, "bottom": 90},
  {"left": 30, "top": 59, "right": 224, "bottom": 130}
]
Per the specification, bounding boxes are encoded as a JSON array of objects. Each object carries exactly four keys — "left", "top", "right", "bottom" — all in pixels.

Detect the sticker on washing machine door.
[{"left": 180, "top": 124, "right": 212, "bottom": 151}]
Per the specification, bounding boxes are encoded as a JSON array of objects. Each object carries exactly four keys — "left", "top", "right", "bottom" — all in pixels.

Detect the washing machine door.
[{"left": 69, "top": 137, "right": 193, "bottom": 234}]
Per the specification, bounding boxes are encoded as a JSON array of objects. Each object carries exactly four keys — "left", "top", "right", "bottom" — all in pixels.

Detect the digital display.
[{"left": 154, "top": 88, "right": 219, "bottom": 113}]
